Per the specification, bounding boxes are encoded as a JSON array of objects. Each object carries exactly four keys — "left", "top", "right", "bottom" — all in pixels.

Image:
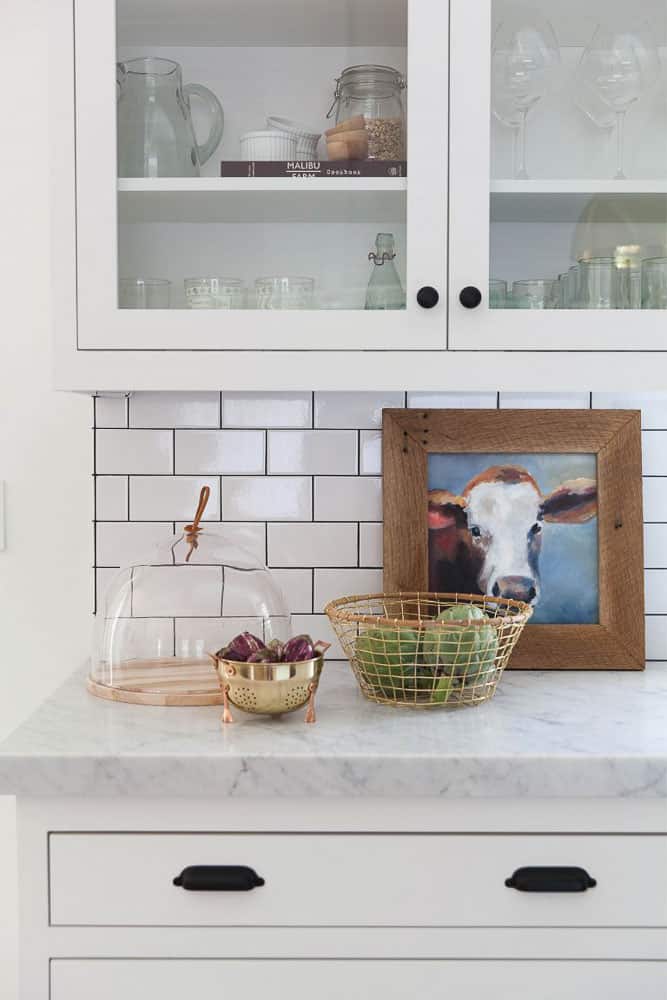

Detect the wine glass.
[
  {"left": 576, "top": 26, "right": 660, "bottom": 180},
  {"left": 492, "top": 11, "right": 561, "bottom": 180}
]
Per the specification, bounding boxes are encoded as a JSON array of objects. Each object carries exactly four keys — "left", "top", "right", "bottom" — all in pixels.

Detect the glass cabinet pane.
[
  {"left": 489, "top": 0, "right": 667, "bottom": 311},
  {"left": 115, "top": 0, "right": 408, "bottom": 312}
]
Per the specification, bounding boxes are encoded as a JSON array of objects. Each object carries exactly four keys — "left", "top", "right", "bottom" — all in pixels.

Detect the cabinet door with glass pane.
[
  {"left": 449, "top": 0, "right": 667, "bottom": 352},
  {"left": 65, "top": 0, "right": 447, "bottom": 361}
]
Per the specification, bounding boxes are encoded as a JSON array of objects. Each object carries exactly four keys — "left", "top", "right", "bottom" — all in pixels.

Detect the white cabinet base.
[{"left": 16, "top": 797, "right": 667, "bottom": 999}]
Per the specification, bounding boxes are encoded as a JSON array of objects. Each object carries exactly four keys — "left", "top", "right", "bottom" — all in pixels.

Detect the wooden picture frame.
[{"left": 383, "top": 409, "right": 644, "bottom": 670}]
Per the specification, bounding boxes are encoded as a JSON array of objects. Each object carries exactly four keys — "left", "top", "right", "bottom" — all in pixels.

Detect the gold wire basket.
[{"left": 325, "top": 592, "right": 533, "bottom": 709}]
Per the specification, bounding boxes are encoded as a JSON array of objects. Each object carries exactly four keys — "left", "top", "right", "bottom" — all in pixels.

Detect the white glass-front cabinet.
[
  {"left": 450, "top": 0, "right": 667, "bottom": 355},
  {"left": 53, "top": 0, "right": 667, "bottom": 391}
]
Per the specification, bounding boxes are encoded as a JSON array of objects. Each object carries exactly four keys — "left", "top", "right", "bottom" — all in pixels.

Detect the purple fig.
[
  {"left": 217, "top": 632, "right": 265, "bottom": 662},
  {"left": 283, "top": 634, "right": 316, "bottom": 663}
]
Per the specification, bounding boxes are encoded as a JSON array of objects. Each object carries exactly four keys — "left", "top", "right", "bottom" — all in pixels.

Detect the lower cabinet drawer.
[
  {"left": 49, "top": 832, "right": 667, "bottom": 928},
  {"left": 51, "top": 960, "right": 667, "bottom": 999}
]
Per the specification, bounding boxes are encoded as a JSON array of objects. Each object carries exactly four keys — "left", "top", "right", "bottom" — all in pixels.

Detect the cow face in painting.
[{"left": 428, "top": 466, "right": 597, "bottom": 605}]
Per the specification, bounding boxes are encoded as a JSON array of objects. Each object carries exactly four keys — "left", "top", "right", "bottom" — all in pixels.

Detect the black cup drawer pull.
[
  {"left": 173, "top": 865, "right": 265, "bottom": 892},
  {"left": 505, "top": 866, "right": 597, "bottom": 893}
]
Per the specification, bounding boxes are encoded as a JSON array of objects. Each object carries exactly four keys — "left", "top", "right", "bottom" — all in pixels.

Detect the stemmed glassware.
[
  {"left": 575, "top": 26, "right": 660, "bottom": 180},
  {"left": 492, "top": 11, "right": 561, "bottom": 180}
]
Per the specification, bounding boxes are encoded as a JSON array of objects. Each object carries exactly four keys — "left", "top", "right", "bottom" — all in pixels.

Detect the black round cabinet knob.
[
  {"left": 417, "top": 286, "right": 440, "bottom": 309},
  {"left": 459, "top": 286, "right": 483, "bottom": 309}
]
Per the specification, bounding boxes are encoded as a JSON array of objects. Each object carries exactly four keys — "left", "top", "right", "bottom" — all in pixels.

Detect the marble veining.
[{"left": 0, "top": 665, "right": 666, "bottom": 798}]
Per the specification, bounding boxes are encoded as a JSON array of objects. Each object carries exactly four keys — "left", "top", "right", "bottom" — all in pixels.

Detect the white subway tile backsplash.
[
  {"left": 268, "top": 523, "right": 358, "bottom": 568},
  {"left": 644, "top": 524, "right": 667, "bottom": 568},
  {"left": 593, "top": 393, "right": 667, "bottom": 428},
  {"left": 132, "top": 565, "right": 223, "bottom": 617},
  {"left": 96, "top": 522, "right": 172, "bottom": 567},
  {"left": 407, "top": 392, "right": 497, "bottom": 409},
  {"left": 130, "top": 392, "right": 220, "bottom": 428},
  {"left": 315, "top": 476, "right": 382, "bottom": 521},
  {"left": 96, "top": 476, "right": 128, "bottom": 520},
  {"left": 222, "top": 476, "right": 312, "bottom": 521},
  {"left": 96, "top": 568, "right": 128, "bottom": 611},
  {"left": 94, "top": 390, "right": 667, "bottom": 669},
  {"left": 641, "top": 432, "right": 667, "bottom": 476},
  {"left": 271, "top": 569, "right": 313, "bottom": 614},
  {"left": 359, "top": 431, "right": 382, "bottom": 475},
  {"left": 175, "top": 430, "right": 265, "bottom": 475},
  {"left": 97, "top": 430, "right": 173, "bottom": 475},
  {"left": 173, "top": 521, "right": 266, "bottom": 564},
  {"left": 314, "top": 569, "right": 383, "bottom": 612},
  {"left": 499, "top": 392, "right": 590, "bottom": 409},
  {"left": 267, "top": 430, "right": 357, "bottom": 475},
  {"left": 130, "top": 477, "right": 221, "bottom": 521},
  {"left": 646, "top": 616, "right": 667, "bottom": 660},
  {"left": 223, "top": 392, "right": 312, "bottom": 428},
  {"left": 645, "top": 570, "right": 667, "bottom": 614},
  {"left": 290, "top": 614, "right": 345, "bottom": 660},
  {"left": 359, "top": 523, "right": 383, "bottom": 567},
  {"left": 95, "top": 395, "right": 128, "bottom": 427},
  {"left": 643, "top": 478, "right": 667, "bottom": 522},
  {"left": 314, "top": 391, "right": 404, "bottom": 428}
]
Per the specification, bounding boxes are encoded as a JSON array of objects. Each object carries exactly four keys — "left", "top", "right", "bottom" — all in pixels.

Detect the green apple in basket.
[
  {"left": 421, "top": 604, "right": 499, "bottom": 684},
  {"left": 354, "top": 627, "right": 422, "bottom": 698}
]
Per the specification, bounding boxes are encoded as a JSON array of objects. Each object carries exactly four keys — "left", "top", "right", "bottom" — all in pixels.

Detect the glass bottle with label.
[{"left": 365, "top": 233, "right": 406, "bottom": 311}]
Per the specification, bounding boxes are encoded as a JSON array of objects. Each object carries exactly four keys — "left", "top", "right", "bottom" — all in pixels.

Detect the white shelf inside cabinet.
[
  {"left": 118, "top": 177, "right": 408, "bottom": 224},
  {"left": 491, "top": 180, "right": 667, "bottom": 223},
  {"left": 117, "top": 0, "right": 407, "bottom": 46}
]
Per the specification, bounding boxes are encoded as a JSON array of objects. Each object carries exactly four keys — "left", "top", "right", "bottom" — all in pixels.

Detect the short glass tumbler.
[
  {"left": 511, "top": 279, "right": 555, "bottom": 309},
  {"left": 255, "top": 276, "right": 315, "bottom": 310},
  {"left": 642, "top": 258, "right": 667, "bottom": 309},
  {"left": 185, "top": 277, "right": 245, "bottom": 309},
  {"left": 119, "top": 278, "right": 171, "bottom": 309},
  {"left": 489, "top": 279, "right": 508, "bottom": 309},
  {"left": 579, "top": 257, "right": 619, "bottom": 309}
]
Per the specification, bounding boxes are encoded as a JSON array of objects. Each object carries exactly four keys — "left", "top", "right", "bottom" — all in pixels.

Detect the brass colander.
[{"left": 211, "top": 655, "right": 326, "bottom": 724}]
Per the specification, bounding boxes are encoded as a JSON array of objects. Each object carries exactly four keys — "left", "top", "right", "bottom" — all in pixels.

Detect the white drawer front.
[
  {"left": 51, "top": 960, "right": 667, "bottom": 1000},
  {"left": 49, "top": 833, "right": 667, "bottom": 928}
]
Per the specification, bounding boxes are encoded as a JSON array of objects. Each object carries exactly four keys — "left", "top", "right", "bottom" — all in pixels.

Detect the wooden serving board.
[{"left": 87, "top": 658, "right": 224, "bottom": 706}]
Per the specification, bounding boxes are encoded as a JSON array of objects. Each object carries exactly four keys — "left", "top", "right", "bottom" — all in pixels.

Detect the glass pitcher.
[{"left": 117, "top": 58, "right": 224, "bottom": 177}]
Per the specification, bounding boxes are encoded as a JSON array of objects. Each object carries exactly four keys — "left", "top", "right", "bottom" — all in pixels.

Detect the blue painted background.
[{"left": 428, "top": 452, "right": 599, "bottom": 625}]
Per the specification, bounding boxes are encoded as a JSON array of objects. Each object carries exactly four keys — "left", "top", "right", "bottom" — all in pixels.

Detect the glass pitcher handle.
[{"left": 184, "top": 84, "right": 224, "bottom": 166}]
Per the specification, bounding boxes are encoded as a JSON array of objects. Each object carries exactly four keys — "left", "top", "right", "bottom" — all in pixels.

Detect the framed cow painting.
[{"left": 383, "top": 409, "right": 644, "bottom": 670}]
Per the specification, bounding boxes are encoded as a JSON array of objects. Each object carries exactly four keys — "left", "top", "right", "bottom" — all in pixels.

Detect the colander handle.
[{"left": 173, "top": 865, "right": 265, "bottom": 891}]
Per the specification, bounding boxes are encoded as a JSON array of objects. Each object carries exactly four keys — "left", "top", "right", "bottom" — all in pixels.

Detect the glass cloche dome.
[{"left": 89, "top": 490, "right": 290, "bottom": 705}]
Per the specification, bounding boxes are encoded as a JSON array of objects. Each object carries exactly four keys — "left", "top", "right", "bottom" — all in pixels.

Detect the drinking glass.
[
  {"left": 566, "top": 265, "right": 580, "bottom": 308},
  {"left": 489, "top": 279, "right": 508, "bottom": 309},
  {"left": 492, "top": 13, "right": 561, "bottom": 180},
  {"left": 576, "top": 26, "right": 659, "bottom": 180},
  {"left": 642, "top": 258, "right": 667, "bottom": 309},
  {"left": 556, "top": 272, "right": 569, "bottom": 309},
  {"left": 578, "top": 257, "right": 631, "bottom": 309},
  {"left": 119, "top": 278, "right": 171, "bottom": 309},
  {"left": 511, "top": 279, "right": 556, "bottom": 309},
  {"left": 184, "top": 277, "right": 245, "bottom": 310},
  {"left": 254, "top": 277, "right": 315, "bottom": 310},
  {"left": 615, "top": 246, "right": 642, "bottom": 310}
]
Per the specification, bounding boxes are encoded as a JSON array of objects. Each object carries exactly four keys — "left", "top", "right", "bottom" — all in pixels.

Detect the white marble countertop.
[{"left": 0, "top": 665, "right": 666, "bottom": 798}]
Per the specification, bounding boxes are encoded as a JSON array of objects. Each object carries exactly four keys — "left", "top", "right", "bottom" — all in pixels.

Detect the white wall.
[{"left": 0, "top": 0, "right": 92, "bottom": 995}]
